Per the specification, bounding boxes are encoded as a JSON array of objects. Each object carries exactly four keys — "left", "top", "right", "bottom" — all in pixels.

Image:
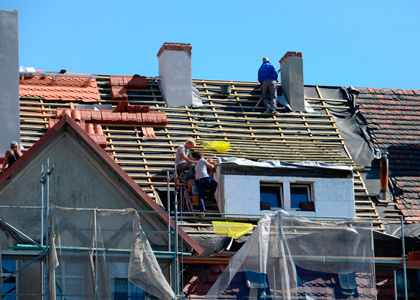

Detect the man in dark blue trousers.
[{"left": 258, "top": 57, "right": 278, "bottom": 114}]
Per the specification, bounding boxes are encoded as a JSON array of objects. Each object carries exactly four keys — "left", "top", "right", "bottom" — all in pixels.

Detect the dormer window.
[
  {"left": 217, "top": 158, "right": 355, "bottom": 219},
  {"left": 260, "top": 182, "right": 314, "bottom": 212}
]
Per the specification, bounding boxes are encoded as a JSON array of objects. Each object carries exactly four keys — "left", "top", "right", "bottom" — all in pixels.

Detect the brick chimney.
[
  {"left": 0, "top": 10, "right": 20, "bottom": 153},
  {"left": 157, "top": 42, "right": 192, "bottom": 107},
  {"left": 280, "top": 51, "right": 305, "bottom": 111}
]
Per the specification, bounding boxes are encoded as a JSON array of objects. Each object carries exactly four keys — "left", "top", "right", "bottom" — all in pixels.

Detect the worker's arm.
[
  {"left": 180, "top": 152, "right": 196, "bottom": 164},
  {"left": 205, "top": 161, "right": 215, "bottom": 169},
  {"left": 1, "top": 152, "right": 9, "bottom": 171}
]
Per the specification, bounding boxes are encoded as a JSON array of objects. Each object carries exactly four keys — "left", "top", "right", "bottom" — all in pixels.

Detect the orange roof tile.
[{"left": 19, "top": 75, "right": 100, "bottom": 102}]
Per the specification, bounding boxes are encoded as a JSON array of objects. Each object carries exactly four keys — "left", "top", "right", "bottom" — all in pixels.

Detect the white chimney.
[
  {"left": 157, "top": 43, "right": 192, "bottom": 107},
  {"left": 280, "top": 51, "right": 305, "bottom": 111},
  {"left": 0, "top": 10, "right": 20, "bottom": 154}
]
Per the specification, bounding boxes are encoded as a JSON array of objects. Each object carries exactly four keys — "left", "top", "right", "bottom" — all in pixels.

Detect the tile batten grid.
[
  {"left": 157, "top": 43, "right": 193, "bottom": 107},
  {"left": 17, "top": 76, "right": 384, "bottom": 231},
  {"left": 280, "top": 51, "right": 305, "bottom": 111},
  {"left": 0, "top": 9, "right": 20, "bottom": 153}
]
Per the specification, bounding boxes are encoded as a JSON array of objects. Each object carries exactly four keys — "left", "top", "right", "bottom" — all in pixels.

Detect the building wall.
[
  {"left": 0, "top": 130, "right": 167, "bottom": 248},
  {"left": 219, "top": 174, "right": 355, "bottom": 218},
  {"left": 0, "top": 10, "right": 20, "bottom": 153}
]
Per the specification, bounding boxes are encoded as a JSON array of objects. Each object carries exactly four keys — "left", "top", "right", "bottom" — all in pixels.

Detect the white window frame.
[
  {"left": 55, "top": 260, "right": 84, "bottom": 300},
  {"left": 260, "top": 181, "right": 314, "bottom": 211}
]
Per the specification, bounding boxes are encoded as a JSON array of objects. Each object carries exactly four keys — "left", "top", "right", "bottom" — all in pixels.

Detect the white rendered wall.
[
  {"left": 0, "top": 10, "right": 20, "bottom": 153},
  {"left": 158, "top": 50, "right": 192, "bottom": 107},
  {"left": 219, "top": 174, "right": 355, "bottom": 219}
]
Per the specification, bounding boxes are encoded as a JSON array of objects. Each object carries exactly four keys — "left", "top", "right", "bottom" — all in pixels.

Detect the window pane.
[
  {"left": 2, "top": 277, "right": 16, "bottom": 300},
  {"left": 260, "top": 185, "right": 281, "bottom": 209},
  {"left": 65, "top": 278, "right": 82, "bottom": 296},
  {"left": 114, "top": 278, "right": 129, "bottom": 300},
  {"left": 65, "top": 262, "right": 82, "bottom": 275},
  {"left": 56, "top": 279, "right": 63, "bottom": 296},
  {"left": 396, "top": 270, "right": 416, "bottom": 297},
  {"left": 131, "top": 283, "right": 147, "bottom": 297},
  {"left": 2, "top": 260, "right": 16, "bottom": 273},
  {"left": 112, "top": 262, "right": 128, "bottom": 276},
  {"left": 291, "top": 186, "right": 309, "bottom": 208}
]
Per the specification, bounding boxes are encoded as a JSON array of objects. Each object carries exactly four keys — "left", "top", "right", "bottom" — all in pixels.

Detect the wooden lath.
[{"left": 18, "top": 76, "right": 384, "bottom": 230}]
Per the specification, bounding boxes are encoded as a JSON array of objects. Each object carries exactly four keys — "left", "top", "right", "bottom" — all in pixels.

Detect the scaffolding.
[{"left": 0, "top": 161, "right": 411, "bottom": 300}]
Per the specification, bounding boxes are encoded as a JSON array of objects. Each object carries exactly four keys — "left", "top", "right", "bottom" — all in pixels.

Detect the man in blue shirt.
[{"left": 258, "top": 57, "right": 278, "bottom": 114}]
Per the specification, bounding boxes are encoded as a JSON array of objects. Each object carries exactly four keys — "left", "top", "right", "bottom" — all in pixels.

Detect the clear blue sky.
[{"left": 3, "top": 0, "right": 420, "bottom": 90}]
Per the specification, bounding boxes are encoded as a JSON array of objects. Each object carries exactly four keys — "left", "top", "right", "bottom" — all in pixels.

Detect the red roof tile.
[
  {"left": 357, "top": 87, "right": 420, "bottom": 222},
  {"left": 19, "top": 75, "right": 100, "bottom": 102},
  {"left": 109, "top": 75, "right": 147, "bottom": 100}
]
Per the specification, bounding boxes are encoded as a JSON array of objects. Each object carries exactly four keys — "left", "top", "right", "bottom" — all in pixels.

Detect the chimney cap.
[
  {"left": 157, "top": 42, "right": 192, "bottom": 58},
  {"left": 279, "top": 51, "right": 302, "bottom": 65}
]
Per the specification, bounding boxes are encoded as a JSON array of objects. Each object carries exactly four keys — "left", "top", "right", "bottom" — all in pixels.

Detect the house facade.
[{"left": 0, "top": 8, "right": 418, "bottom": 299}]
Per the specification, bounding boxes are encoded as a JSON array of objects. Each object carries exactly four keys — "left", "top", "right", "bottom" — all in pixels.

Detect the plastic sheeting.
[
  {"left": 202, "top": 141, "right": 231, "bottom": 152},
  {"left": 217, "top": 157, "right": 353, "bottom": 171},
  {"left": 205, "top": 210, "right": 375, "bottom": 300},
  {"left": 48, "top": 206, "right": 175, "bottom": 300},
  {"left": 329, "top": 87, "right": 380, "bottom": 167}
]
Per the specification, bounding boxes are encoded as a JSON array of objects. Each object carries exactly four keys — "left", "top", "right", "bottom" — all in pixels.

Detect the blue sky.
[{"left": 3, "top": 0, "right": 420, "bottom": 89}]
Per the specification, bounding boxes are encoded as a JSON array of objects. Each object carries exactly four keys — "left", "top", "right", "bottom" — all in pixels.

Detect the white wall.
[
  {"left": 158, "top": 50, "right": 192, "bottom": 107},
  {"left": 219, "top": 174, "right": 355, "bottom": 219}
]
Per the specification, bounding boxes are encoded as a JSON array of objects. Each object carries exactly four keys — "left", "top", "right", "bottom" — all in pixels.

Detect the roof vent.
[{"left": 220, "top": 84, "right": 231, "bottom": 95}]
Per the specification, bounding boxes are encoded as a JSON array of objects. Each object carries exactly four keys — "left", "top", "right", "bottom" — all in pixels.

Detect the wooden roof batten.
[{"left": 18, "top": 76, "right": 384, "bottom": 231}]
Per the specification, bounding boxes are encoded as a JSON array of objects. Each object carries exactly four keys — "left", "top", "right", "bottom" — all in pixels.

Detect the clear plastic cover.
[
  {"left": 48, "top": 206, "right": 174, "bottom": 300},
  {"left": 205, "top": 210, "right": 375, "bottom": 300}
]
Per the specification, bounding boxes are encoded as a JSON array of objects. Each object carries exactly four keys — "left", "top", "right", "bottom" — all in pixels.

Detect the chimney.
[
  {"left": 279, "top": 51, "right": 305, "bottom": 111},
  {"left": 0, "top": 10, "right": 20, "bottom": 154},
  {"left": 157, "top": 42, "right": 192, "bottom": 107},
  {"left": 379, "top": 151, "right": 389, "bottom": 202}
]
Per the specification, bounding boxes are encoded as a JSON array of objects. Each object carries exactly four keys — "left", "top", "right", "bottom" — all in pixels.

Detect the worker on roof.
[
  {"left": 258, "top": 57, "right": 279, "bottom": 114},
  {"left": 195, "top": 153, "right": 217, "bottom": 217},
  {"left": 175, "top": 140, "right": 197, "bottom": 183},
  {"left": 1, "top": 141, "right": 22, "bottom": 173}
]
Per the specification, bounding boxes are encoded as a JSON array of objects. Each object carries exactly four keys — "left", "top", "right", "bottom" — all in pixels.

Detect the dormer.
[{"left": 213, "top": 158, "right": 355, "bottom": 219}]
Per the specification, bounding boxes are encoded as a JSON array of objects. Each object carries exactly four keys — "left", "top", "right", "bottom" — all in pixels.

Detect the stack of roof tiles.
[{"left": 19, "top": 74, "right": 100, "bottom": 102}]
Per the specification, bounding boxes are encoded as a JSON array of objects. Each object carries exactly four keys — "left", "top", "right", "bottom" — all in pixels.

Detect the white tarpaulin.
[
  {"left": 205, "top": 210, "right": 375, "bottom": 300},
  {"left": 48, "top": 206, "right": 175, "bottom": 300}
]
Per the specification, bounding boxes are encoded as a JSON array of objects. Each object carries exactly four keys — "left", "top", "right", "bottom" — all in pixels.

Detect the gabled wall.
[{"left": 0, "top": 127, "right": 169, "bottom": 250}]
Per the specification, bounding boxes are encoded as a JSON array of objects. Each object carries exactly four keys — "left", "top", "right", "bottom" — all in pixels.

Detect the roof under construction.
[{"left": 17, "top": 74, "right": 385, "bottom": 231}]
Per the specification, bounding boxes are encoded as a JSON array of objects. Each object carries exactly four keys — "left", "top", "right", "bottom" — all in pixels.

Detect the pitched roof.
[
  {"left": 18, "top": 75, "right": 384, "bottom": 231},
  {"left": 1, "top": 114, "right": 203, "bottom": 254},
  {"left": 357, "top": 87, "right": 420, "bottom": 223}
]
